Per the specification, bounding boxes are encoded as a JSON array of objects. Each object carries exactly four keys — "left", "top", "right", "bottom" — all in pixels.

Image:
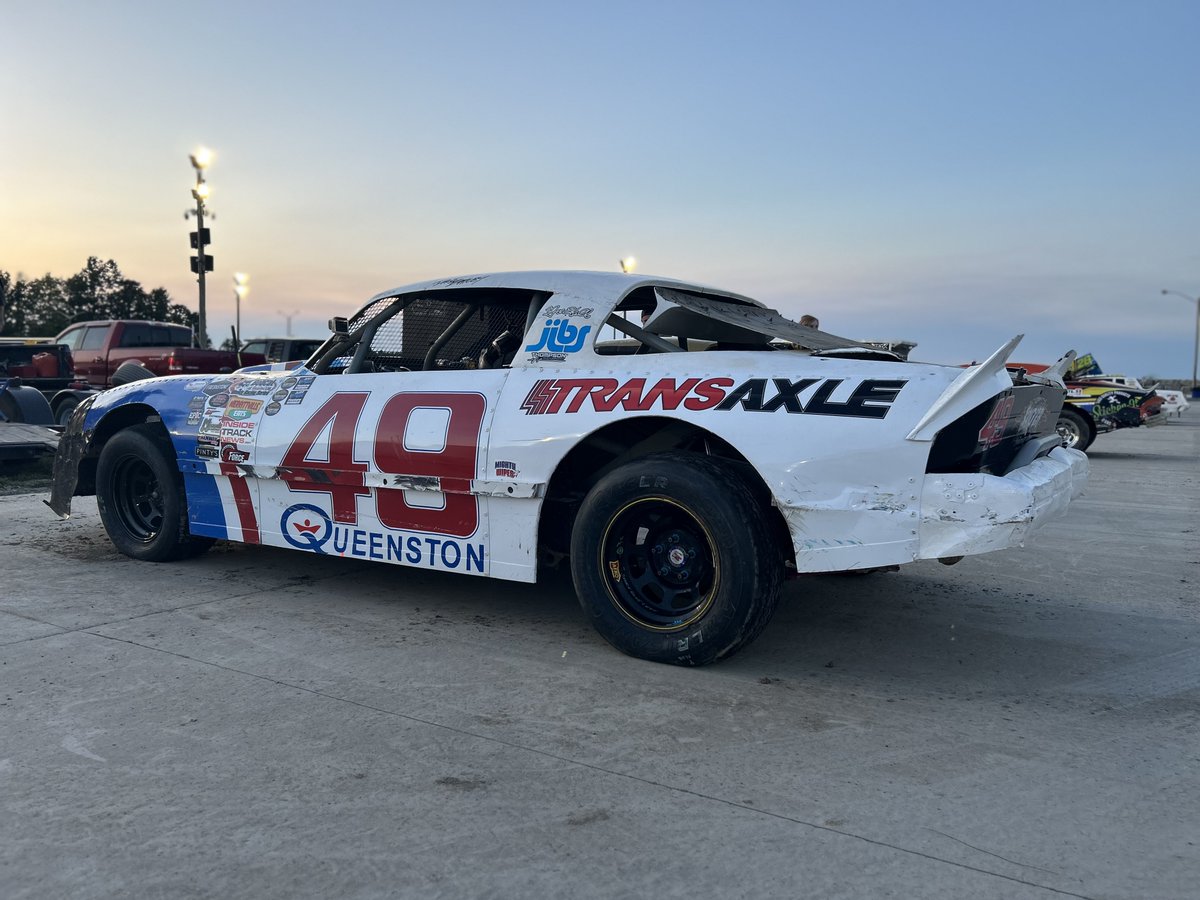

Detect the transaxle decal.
[{"left": 520, "top": 377, "right": 907, "bottom": 417}]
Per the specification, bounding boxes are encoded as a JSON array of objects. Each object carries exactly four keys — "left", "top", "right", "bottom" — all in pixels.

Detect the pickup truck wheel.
[
  {"left": 570, "top": 452, "right": 783, "bottom": 666},
  {"left": 1056, "top": 407, "right": 1093, "bottom": 451},
  {"left": 96, "top": 425, "right": 214, "bottom": 562},
  {"left": 110, "top": 362, "right": 157, "bottom": 386}
]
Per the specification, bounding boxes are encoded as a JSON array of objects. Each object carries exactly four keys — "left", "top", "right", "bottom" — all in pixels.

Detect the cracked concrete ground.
[{"left": 1, "top": 413, "right": 1197, "bottom": 899}]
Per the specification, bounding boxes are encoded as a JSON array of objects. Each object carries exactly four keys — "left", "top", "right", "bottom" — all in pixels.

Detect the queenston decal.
[
  {"left": 279, "top": 504, "right": 485, "bottom": 571},
  {"left": 520, "top": 377, "right": 907, "bottom": 418}
]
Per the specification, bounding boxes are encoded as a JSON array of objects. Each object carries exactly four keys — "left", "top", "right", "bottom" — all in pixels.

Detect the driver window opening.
[{"left": 313, "top": 289, "right": 546, "bottom": 375}]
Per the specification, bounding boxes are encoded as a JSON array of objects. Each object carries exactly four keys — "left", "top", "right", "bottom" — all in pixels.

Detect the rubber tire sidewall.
[
  {"left": 570, "top": 452, "right": 782, "bottom": 666},
  {"left": 110, "top": 362, "right": 157, "bottom": 387},
  {"left": 54, "top": 398, "right": 79, "bottom": 427},
  {"left": 96, "top": 424, "right": 213, "bottom": 562}
]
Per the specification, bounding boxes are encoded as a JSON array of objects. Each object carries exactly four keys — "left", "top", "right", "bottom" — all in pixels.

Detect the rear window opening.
[{"left": 598, "top": 285, "right": 899, "bottom": 360}]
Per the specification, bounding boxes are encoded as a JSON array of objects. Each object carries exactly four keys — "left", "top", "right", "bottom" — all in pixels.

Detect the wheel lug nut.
[
  {"left": 659, "top": 566, "right": 670, "bottom": 576},
  {"left": 680, "top": 569, "right": 690, "bottom": 579},
  {"left": 653, "top": 544, "right": 663, "bottom": 554}
]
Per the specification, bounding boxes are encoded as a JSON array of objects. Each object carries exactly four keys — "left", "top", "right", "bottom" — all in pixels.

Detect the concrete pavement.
[{"left": 1, "top": 413, "right": 1197, "bottom": 899}]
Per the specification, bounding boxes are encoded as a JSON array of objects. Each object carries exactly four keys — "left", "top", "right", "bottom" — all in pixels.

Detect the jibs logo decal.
[{"left": 525, "top": 318, "right": 591, "bottom": 361}]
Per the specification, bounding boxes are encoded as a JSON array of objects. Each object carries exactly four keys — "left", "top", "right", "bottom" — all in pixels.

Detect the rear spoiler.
[{"left": 907, "top": 335, "right": 1024, "bottom": 442}]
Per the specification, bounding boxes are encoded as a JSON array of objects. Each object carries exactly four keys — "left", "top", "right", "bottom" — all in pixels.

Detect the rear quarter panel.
[{"left": 487, "top": 352, "right": 975, "bottom": 574}]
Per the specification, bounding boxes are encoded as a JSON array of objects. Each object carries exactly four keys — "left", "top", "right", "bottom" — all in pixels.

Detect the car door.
[
  {"left": 76, "top": 325, "right": 111, "bottom": 387},
  {"left": 242, "top": 292, "right": 536, "bottom": 573},
  {"left": 248, "top": 367, "right": 507, "bottom": 576}
]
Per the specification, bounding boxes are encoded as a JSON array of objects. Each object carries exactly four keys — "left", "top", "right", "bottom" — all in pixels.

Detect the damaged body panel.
[{"left": 48, "top": 270, "right": 1088, "bottom": 666}]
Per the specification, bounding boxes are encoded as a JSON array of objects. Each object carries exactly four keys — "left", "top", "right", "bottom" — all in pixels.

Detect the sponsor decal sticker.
[
  {"left": 978, "top": 394, "right": 1015, "bottom": 449},
  {"left": 232, "top": 378, "right": 278, "bottom": 397},
  {"left": 219, "top": 423, "right": 256, "bottom": 443},
  {"left": 278, "top": 503, "right": 486, "bottom": 571},
  {"left": 265, "top": 401, "right": 282, "bottom": 416},
  {"left": 224, "top": 396, "right": 264, "bottom": 416},
  {"left": 520, "top": 376, "right": 907, "bottom": 418},
  {"left": 542, "top": 304, "right": 594, "bottom": 318},
  {"left": 525, "top": 318, "right": 592, "bottom": 361},
  {"left": 220, "top": 443, "right": 251, "bottom": 464},
  {"left": 1019, "top": 396, "right": 1049, "bottom": 436},
  {"left": 196, "top": 433, "right": 220, "bottom": 458},
  {"left": 207, "top": 392, "right": 230, "bottom": 408},
  {"left": 494, "top": 460, "right": 519, "bottom": 478}
]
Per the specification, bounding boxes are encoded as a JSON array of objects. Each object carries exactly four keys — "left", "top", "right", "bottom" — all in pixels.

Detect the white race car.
[
  {"left": 49, "top": 271, "right": 1088, "bottom": 665},
  {"left": 1154, "top": 388, "right": 1190, "bottom": 417}
]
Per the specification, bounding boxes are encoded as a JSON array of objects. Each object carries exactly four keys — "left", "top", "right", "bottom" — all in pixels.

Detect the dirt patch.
[{"left": 28, "top": 531, "right": 123, "bottom": 562}]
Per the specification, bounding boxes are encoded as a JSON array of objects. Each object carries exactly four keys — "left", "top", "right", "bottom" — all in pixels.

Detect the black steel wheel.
[
  {"left": 601, "top": 497, "right": 719, "bottom": 630},
  {"left": 1056, "top": 407, "right": 1094, "bottom": 452},
  {"left": 570, "top": 452, "right": 783, "bottom": 666},
  {"left": 96, "top": 424, "right": 214, "bottom": 562}
]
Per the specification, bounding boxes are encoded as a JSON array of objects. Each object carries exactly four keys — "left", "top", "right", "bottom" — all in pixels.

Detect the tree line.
[{"left": 0, "top": 257, "right": 199, "bottom": 341}]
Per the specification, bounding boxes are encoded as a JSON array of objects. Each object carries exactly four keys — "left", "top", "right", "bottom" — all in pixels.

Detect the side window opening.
[
  {"left": 313, "top": 288, "right": 547, "bottom": 374},
  {"left": 80, "top": 326, "right": 108, "bottom": 351}
]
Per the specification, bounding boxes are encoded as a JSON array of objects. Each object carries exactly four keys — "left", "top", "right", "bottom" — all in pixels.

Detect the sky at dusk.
[{"left": 3, "top": 1, "right": 1199, "bottom": 377}]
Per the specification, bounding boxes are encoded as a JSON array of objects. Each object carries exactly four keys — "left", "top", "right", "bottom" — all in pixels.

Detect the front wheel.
[
  {"left": 96, "top": 424, "right": 214, "bottom": 562},
  {"left": 570, "top": 452, "right": 783, "bottom": 666}
]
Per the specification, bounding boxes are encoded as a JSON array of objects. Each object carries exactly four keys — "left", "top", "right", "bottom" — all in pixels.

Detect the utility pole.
[{"left": 187, "top": 148, "right": 214, "bottom": 348}]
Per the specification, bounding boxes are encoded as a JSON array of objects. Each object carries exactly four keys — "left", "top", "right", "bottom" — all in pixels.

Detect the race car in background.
[
  {"left": 49, "top": 271, "right": 1088, "bottom": 666},
  {"left": 1010, "top": 358, "right": 1164, "bottom": 451},
  {"left": 1154, "top": 388, "right": 1191, "bottom": 417}
]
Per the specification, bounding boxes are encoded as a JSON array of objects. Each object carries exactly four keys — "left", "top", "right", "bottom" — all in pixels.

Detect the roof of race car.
[{"left": 363, "top": 270, "right": 765, "bottom": 309}]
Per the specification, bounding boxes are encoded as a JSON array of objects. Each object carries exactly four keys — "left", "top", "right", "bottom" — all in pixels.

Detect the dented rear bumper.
[{"left": 917, "top": 446, "right": 1089, "bottom": 559}]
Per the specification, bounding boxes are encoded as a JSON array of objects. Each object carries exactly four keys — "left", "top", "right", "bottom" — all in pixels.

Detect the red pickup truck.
[{"left": 54, "top": 320, "right": 266, "bottom": 389}]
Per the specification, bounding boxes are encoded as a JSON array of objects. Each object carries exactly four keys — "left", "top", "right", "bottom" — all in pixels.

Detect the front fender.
[{"left": 46, "top": 393, "right": 99, "bottom": 518}]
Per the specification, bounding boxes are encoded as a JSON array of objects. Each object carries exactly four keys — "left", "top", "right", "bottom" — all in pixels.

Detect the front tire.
[
  {"left": 570, "top": 452, "right": 783, "bottom": 666},
  {"left": 96, "top": 424, "right": 214, "bottom": 562}
]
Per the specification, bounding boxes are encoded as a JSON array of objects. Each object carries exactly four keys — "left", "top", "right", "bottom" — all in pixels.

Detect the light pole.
[
  {"left": 186, "top": 147, "right": 214, "bottom": 348},
  {"left": 278, "top": 309, "right": 300, "bottom": 337},
  {"left": 233, "top": 273, "right": 249, "bottom": 344},
  {"left": 1160, "top": 288, "right": 1200, "bottom": 398}
]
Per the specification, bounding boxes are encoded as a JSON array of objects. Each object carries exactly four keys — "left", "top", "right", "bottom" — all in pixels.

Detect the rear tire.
[
  {"left": 96, "top": 424, "right": 214, "bottom": 562},
  {"left": 1056, "top": 407, "right": 1094, "bottom": 452},
  {"left": 570, "top": 452, "right": 783, "bottom": 666}
]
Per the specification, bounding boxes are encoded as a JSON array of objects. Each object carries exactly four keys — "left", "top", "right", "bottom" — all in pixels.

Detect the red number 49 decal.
[{"left": 280, "top": 391, "right": 486, "bottom": 537}]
